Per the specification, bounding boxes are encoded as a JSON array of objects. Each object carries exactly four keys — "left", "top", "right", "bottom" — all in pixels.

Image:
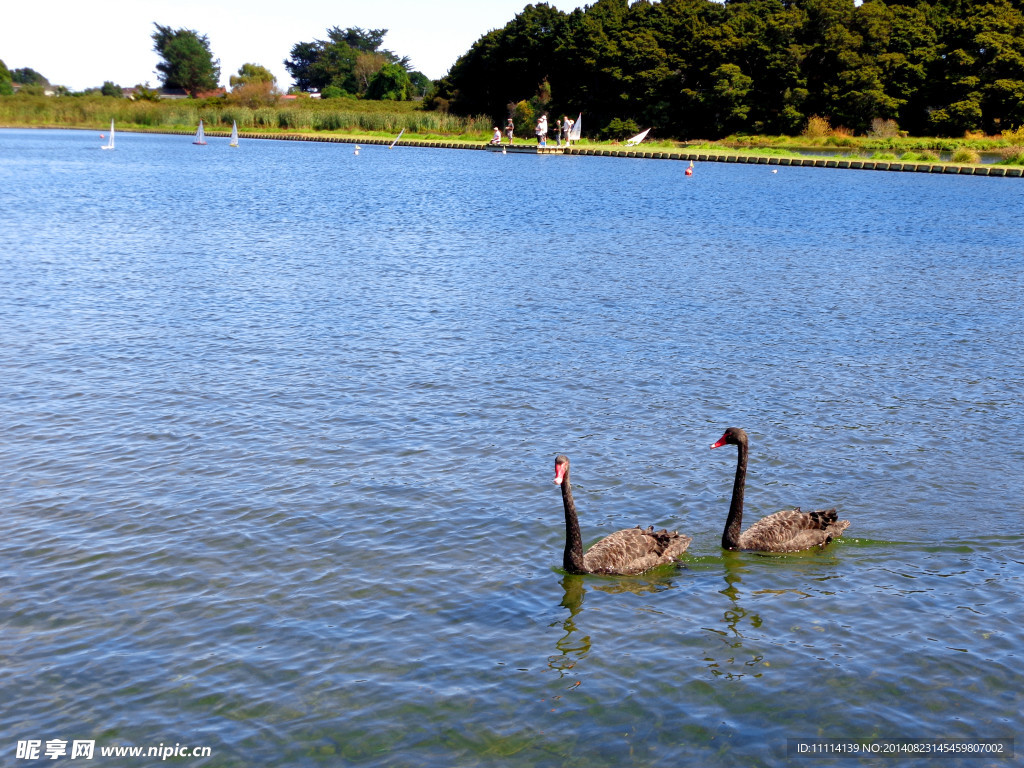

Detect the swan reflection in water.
[
  {"left": 703, "top": 544, "right": 851, "bottom": 679},
  {"left": 548, "top": 572, "right": 677, "bottom": 677},
  {"left": 701, "top": 554, "right": 768, "bottom": 679},
  {"left": 548, "top": 575, "right": 589, "bottom": 677}
]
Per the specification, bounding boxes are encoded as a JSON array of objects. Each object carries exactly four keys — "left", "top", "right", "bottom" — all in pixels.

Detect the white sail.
[
  {"left": 389, "top": 128, "right": 405, "bottom": 149},
  {"left": 229, "top": 121, "right": 239, "bottom": 147},
  {"left": 569, "top": 113, "right": 582, "bottom": 142},
  {"left": 624, "top": 128, "right": 650, "bottom": 146},
  {"left": 193, "top": 120, "right": 207, "bottom": 145},
  {"left": 101, "top": 119, "right": 115, "bottom": 150}
]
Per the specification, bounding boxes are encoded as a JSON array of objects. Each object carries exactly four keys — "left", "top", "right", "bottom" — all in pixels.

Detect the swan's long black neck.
[
  {"left": 723, "top": 439, "right": 747, "bottom": 550},
  {"left": 561, "top": 473, "right": 587, "bottom": 573}
]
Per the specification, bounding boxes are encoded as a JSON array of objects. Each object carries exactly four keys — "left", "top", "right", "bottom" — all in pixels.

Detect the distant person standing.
[
  {"left": 554, "top": 118, "right": 563, "bottom": 147},
  {"left": 536, "top": 114, "right": 548, "bottom": 146},
  {"left": 562, "top": 115, "right": 573, "bottom": 146},
  {"left": 505, "top": 117, "right": 515, "bottom": 145}
]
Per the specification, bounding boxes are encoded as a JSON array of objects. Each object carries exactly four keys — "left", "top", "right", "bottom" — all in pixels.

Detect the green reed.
[{"left": 0, "top": 95, "right": 492, "bottom": 139}]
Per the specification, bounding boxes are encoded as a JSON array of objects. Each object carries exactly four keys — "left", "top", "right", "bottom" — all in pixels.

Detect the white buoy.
[{"left": 772, "top": 169, "right": 778, "bottom": 174}]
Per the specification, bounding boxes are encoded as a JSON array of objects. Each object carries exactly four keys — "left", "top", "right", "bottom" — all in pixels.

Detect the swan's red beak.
[
  {"left": 710, "top": 434, "right": 728, "bottom": 449},
  {"left": 553, "top": 463, "right": 567, "bottom": 485}
]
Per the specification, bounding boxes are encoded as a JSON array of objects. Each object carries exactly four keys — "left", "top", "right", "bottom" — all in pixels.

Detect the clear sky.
[{"left": 1, "top": 0, "right": 588, "bottom": 92}]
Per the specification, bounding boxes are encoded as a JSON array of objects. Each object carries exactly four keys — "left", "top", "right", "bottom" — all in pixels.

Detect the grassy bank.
[
  {"left": 703, "top": 131, "right": 1024, "bottom": 166},
  {"left": 0, "top": 94, "right": 491, "bottom": 140},
  {"left": 3, "top": 94, "right": 1023, "bottom": 166}
]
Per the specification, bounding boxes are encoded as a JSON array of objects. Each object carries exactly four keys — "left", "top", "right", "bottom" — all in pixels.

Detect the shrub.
[
  {"left": 511, "top": 99, "right": 534, "bottom": 137},
  {"left": 802, "top": 115, "right": 831, "bottom": 139},
  {"left": 951, "top": 147, "right": 980, "bottom": 163},
  {"left": 869, "top": 118, "right": 900, "bottom": 139},
  {"left": 825, "top": 135, "right": 855, "bottom": 147},
  {"left": 426, "top": 96, "right": 449, "bottom": 113},
  {"left": 898, "top": 150, "right": 938, "bottom": 162},
  {"left": 1001, "top": 125, "right": 1024, "bottom": 143},
  {"left": 997, "top": 146, "right": 1024, "bottom": 165},
  {"left": 602, "top": 117, "right": 640, "bottom": 141},
  {"left": 227, "top": 81, "right": 280, "bottom": 109}
]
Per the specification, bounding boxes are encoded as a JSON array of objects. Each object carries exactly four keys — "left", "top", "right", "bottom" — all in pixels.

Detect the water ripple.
[{"left": 2, "top": 129, "right": 1022, "bottom": 767}]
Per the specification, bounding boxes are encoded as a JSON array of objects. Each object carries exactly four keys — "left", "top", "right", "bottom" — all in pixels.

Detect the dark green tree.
[
  {"left": 365, "top": 63, "right": 411, "bottom": 100},
  {"left": 152, "top": 23, "right": 221, "bottom": 97},
  {"left": 433, "top": 3, "right": 570, "bottom": 120},
  {"left": 851, "top": 0, "right": 937, "bottom": 135},
  {"left": 434, "top": 0, "right": 1024, "bottom": 138},
  {"left": 548, "top": 0, "right": 630, "bottom": 128},
  {"left": 285, "top": 39, "right": 354, "bottom": 93},
  {"left": 929, "top": 0, "right": 1024, "bottom": 133},
  {"left": 133, "top": 82, "right": 163, "bottom": 101},
  {"left": 338, "top": 27, "right": 389, "bottom": 54},
  {"left": 11, "top": 67, "right": 48, "bottom": 85},
  {"left": 100, "top": 81, "right": 122, "bottom": 97},
  {"left": 0, "top": 59, "right": 13, "bottom": 96},
  {"left": 285, "top": 26, "right": 409, "bottom": 95},
  {"left": 229, "top": 63, "right": 276, "bottom": 88},
  {"left": 408, "top": 70, "right": 432, "bottom": 99}
]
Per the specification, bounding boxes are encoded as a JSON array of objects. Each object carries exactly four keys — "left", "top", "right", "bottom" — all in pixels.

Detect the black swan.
[
  {"left": 710, "top": 428, "right": 849, "bottom": 552},
  {"left": 554, "top": 454, "right": 691, "bottom": 575}
]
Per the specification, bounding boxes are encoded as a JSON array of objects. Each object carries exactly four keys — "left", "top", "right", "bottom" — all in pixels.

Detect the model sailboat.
[
  {"left": 569, "top": 113, "right": 582, "bottom": 142},
  {"left": 624, "top": 128, "right": 650, "bottom": 146},
  {"left": 101, "top": 120, "right": 115, "bottom": 150},
  {"left": 229, "top": 121, "right": 239, "bottom": 148},
  {"left": 193, "top": 120, "right": 207, "bottom": 145}
]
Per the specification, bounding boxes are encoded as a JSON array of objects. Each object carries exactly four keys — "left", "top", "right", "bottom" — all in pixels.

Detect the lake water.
[{"left": 2, "top": 128, "right": 1022, "bottom": 767}]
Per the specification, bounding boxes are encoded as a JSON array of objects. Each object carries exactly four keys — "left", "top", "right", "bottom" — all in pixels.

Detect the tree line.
[
  {"left": 430, "top": 0, "right": 1024, "bottom": 139},
  {"left": 0, "top": 60, "right": 50, "bottom": 96},
  {"left": 284, "top": 26, "right": 430, "bottom": 100},
  {"left": 1, "top": 23, "right": 429, "bottom": 104},
  {"left": 151, "top": 23, "right": 429, "bottom": 102}
]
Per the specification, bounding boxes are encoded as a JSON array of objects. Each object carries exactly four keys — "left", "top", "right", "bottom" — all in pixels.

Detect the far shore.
[{"left": 9, "top": 124, "right": 1017, "bottom": 178}]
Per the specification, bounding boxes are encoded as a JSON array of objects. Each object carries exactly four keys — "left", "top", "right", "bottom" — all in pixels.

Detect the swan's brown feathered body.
[
  {"left": 554, "top": 454, "right": 691, "bottom": 575},
  {"left": 710, "top": 428, "right": 849, "bottom": 552}
]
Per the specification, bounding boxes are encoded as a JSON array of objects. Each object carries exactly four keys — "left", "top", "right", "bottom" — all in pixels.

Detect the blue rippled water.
[{"left": 1, "top": 128, "right": 1022, "bottom": 766}]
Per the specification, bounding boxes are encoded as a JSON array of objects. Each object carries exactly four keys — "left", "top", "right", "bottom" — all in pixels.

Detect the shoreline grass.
[{"left": 3, "top": 94, "right": 1023, "bottom": 166}]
